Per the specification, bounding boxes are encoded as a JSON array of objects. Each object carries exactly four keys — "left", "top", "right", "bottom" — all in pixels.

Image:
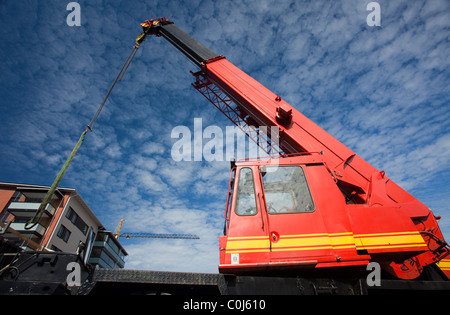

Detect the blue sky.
[{"left": 0, "top": 0, "right": 449, "bottom": 273}]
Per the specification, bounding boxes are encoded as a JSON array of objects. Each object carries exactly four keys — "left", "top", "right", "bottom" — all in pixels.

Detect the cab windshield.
[{"left": 261, "top": 166, "right": 314, "bottom": 214}]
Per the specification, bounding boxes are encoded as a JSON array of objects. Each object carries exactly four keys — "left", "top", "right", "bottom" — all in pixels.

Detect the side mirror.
[
  {"left": 230, "top": 157, "right": 236, "bottom": 170},
  {"left": 259, "top": 166, "right": 266, "bottom": 177}
]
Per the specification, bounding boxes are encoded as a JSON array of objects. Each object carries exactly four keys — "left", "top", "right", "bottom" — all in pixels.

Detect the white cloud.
[
  {"left": 136, "top": 170, "right": 169, "bottom": 193},
  {"left": 124, "top": 237, "right": 220, "bottom": 273},
  {"left": 141, "top": 141, "right": 165, "bottom": 155}
]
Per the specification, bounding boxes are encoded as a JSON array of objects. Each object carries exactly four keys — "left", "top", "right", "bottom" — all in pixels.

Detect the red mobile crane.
[{"left": 139, "top": 18, "right": 450, "bottom": 282}]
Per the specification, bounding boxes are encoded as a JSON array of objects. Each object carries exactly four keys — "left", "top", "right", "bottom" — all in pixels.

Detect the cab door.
[
  {"left": 221, "top": 166, "right": 270, "bottom": 268},
  {"left": 258, "top": 165, "right": 331, "bottom": 262}
]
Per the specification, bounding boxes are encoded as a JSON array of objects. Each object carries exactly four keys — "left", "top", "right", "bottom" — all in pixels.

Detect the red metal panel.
[{"left": 347, "top": 204, "right": 429, "bottom": 255}]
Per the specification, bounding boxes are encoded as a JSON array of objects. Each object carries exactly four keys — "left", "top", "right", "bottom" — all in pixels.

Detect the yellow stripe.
[
  {"left": 357, "top": 243, "right": 427, "bottom": 250},
  {"left": 271, "top": 245, "right": 332, "bottom": 252},
  {"left": 226, "top": 249, "right": 269, "bottom": 254},
  {"left": 226, "top": 233, "right": 356, "bottom": 254},
  {"left": 225, "top": 239, "right": 270, "bottom": 251},
  {"left": 227, "top": 235, "right": 269, "bottom": 240},
  {"left": 272, "top": 235, "right": 330, "bottom": 249},
  {"left": 436, "top": 259, "right": 450, "bottom": 271},
  {"left": 225, "top": 235, "right": 270, "bottom": 254},
  {"left": 355, "top": 231, "right": 426, "bottom": 249},
  {"left": 274, "top": 233, "right": 329, "bottom": 238},
  {"left": 355, "top": 231, "right": 420, "bottom": 237},
  {"left": 331, "top": 234, "right": 356, "bottom": 247},
  {"left": 225, "top": 231, "right": 426, "bottom": 255},
  {"left": 228, "top": 232, "right": 353, "bottom": 240}
]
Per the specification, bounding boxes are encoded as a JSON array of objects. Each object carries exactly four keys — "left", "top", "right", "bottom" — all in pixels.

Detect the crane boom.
[{"left": 140, "top": 18, "right": 397, "bottom": 205}]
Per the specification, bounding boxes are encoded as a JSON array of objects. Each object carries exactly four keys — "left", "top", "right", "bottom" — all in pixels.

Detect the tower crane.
[{"left": 113, "top": 219, "right": 199, "bottom": 240}]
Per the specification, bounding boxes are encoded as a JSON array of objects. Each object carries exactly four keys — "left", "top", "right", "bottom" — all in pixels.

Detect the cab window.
[
  {"left": 235, "top": 167, "right": 258, "bottom": 216},
  {"left": 261, "top": 166, "right": 315, "bottom": 214}
]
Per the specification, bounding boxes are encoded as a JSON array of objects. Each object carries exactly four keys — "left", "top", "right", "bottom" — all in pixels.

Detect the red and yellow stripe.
[
  {"left": 225, "top": 231, "right": 427, "bottom": 255},
  {"left": 225, "top": 236, "right": 270, "bottom": 254},
  {"left": 354, "top": 231, "right": 426, "bottom": 251},
  {"left": 436, "top": 259, "right": 450, "bottom": 272}
]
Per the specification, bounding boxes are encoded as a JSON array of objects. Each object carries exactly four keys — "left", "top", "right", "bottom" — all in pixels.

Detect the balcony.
[
  {"left": 88, "top": 251, "right": 124, "bottom": 269},
  {"left": 7, "top": 202, "right": 56, "bottom": 218},
  {"left": 92, "top": 240, "right": 126, "bottom": 268},
  {"left": 5, "top": 222, "right": 46, "bottom": 237}
]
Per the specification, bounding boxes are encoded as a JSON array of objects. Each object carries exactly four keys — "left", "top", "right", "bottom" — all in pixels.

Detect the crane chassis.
[{"left": 0, "top": 249, "right": 449, "bottom": 295}]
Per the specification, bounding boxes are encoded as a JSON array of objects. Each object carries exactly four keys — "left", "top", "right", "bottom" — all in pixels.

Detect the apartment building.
[{"left": 0, "top": 182, "right": 127, "bottom": 269}]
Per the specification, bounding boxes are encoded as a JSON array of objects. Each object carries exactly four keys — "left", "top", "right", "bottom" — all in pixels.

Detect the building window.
[
  {"left": 235, "top": 167, "right": 258, "bottom": 216},
  {"left": 66, "top": 207, "right": 77, "bottom": 224},
  {"left": 66, "top": 207, "right": 89, "bottom": 235},
  {"left": 57, "top": 225, "right": 71, "bottom": 243},
  {"left": 50, "top": 244, "right": 62, "bottom": 252}
]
